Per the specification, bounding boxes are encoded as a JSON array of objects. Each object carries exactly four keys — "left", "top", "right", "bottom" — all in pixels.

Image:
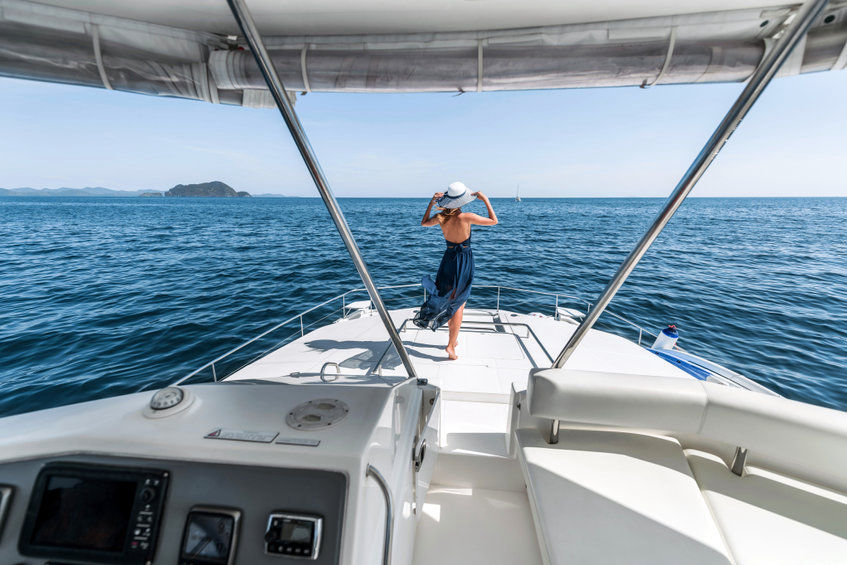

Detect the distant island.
[
  {"left": 0, "top": 186, "right": 144, "bottom": 197},
  {"left": 164, "top": 181, "right": 250, "bottom": 198},
  {"left": 0, "top": 181, "right": 292, "bottom": 198}
]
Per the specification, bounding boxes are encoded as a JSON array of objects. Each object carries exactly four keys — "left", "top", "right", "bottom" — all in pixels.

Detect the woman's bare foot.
[{"left": 445, "top": 344, "right": 458, "bottom": 360}]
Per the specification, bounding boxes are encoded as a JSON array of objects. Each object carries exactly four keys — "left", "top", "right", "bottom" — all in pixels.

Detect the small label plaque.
[
  {"left": 275, "top": 437, "right": 320, "bottom": 447},
  {"left": 204, "top": 428, "right": 278, "bottom": 443}
]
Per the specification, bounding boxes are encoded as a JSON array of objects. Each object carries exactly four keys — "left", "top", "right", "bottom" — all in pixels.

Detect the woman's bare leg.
[
  {"left": 453, "top": 303, "right": 464, "bottom": 349},
  {"left": 445, "top": 303, "right": 465, "bottom": 360}
]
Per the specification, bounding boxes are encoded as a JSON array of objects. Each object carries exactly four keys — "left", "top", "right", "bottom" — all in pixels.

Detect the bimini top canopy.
[{"left": 2, "top": 0, "right": 846, "bottom": 107}]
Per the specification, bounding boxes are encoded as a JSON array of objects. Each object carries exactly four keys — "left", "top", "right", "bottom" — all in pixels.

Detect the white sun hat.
[{"left": 436, "top": 181, "right": 477, "bottom": 209}]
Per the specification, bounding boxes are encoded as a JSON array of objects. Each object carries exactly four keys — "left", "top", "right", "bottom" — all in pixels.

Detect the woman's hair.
[{"left": 440, "top": 207, "right": 461, "bottom": 222}]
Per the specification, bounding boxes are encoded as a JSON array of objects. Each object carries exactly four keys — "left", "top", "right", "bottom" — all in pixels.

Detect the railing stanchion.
[
  {"left": 638, "top": 328, "right": 643, "bottom": 346},
  {"left": 552, "top": 0, "right": 829, "bottom": 373},
  {"left": 225, "top": 0, "right": 418, "bottom": 380},
  {"left": 211, "top": 363, "right": 217, "bottom": 382},
  {"left": 300, "top": 314, "right": 304, "bottom": 337},
  {"left": 496, "top": 287, "right": 501, "bottom": 311},
  {"left": 554, "top": 294, "right": 559, "bottom": 318}
]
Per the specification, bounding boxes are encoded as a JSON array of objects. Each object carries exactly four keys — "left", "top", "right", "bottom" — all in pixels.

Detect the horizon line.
[{"left": 3, "top": 194, "right": 846, "bottom": 199}]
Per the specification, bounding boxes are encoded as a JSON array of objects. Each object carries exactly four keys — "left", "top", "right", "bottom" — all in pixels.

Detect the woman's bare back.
[
  {"left": 421, "top": 190, "right": 498, "bottom": 241},
  {"left": 439, "top": 213, "right": 472, "bottom": 242}
]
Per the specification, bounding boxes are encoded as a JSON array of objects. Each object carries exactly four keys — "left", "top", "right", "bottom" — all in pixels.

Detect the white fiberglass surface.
[
  {"left": 225, "top": 307, "right": 691, "bottom": 391},
  {"left": 413, "top": 486, "right": 543, "bottom": 565}
]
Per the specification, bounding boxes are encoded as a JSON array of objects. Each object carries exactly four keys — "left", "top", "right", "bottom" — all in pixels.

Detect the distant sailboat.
[{"left": 515, "top": 184, "right": 521, "bottom": 202}]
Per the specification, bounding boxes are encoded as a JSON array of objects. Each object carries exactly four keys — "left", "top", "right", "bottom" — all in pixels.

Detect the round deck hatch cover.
[
  {"left": 286, "top": 398, "right": 349, "bottom": 430},
  {"left": 150, "top": 386, "right": 184, "bottom": 410}
]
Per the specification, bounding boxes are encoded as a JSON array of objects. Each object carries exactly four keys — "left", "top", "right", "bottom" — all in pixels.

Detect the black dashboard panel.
[
  {"left": 0, "top": 455, "right": 347, "bottom": 564},
  {"left": 19, "top": 463, "right": 168, "bottom": 563}
]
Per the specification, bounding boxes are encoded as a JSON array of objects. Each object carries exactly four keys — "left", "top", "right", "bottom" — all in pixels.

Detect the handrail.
[
  {"left": 395, "top": 317, "right": 556, "bottom": 367},
  {"left": 475, "top": 284, "right": 590, "bottom": 307},
  {"left": 171, "top": 283, "right": 659, "bottom": 386},
  {"left": 366, "top": 464, "right": 393, "bottom": 565},
  {"left": 464, "top": 319, "right": 556, "bottom": 365},
  {"left": 604, "top": 310, "right": 658, "bottom": 345},
  {"left": 476, "top": 284, "right": 655, "bottom": 344},
  {"left": 173, "top": 290, "right": 351, "bottom": 385}
]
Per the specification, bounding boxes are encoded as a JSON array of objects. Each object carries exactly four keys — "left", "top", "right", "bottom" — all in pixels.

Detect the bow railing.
[{"left": 170, "top": 283, "right": 658, "bottom": 386}]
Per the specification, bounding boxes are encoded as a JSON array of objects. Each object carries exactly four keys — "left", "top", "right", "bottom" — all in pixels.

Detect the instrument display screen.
[
  {"left": 31, "top": 474, "right": 137, "bottom": 551},
  {"left": 180, "top": 510, "right": 237, "bottom": 564},
  {"left": 20, "top": 463, "right": 169, "bottom": 564},
  {"left": 281, "top": 520, "right": 314, "bottom": 543},
  {"left": 265, "top": 512, "right": 322, "bottom": 559}
]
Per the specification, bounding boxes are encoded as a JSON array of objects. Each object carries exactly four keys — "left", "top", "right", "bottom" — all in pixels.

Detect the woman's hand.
[
  {"left": 432, "top": 192, "right": 444, "bottom": 201},
  {"left": 467, "top": 191, "right": 498, "bottom": 226}
]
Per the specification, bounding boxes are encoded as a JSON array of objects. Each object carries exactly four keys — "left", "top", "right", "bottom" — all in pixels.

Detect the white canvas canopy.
[{"left": 1, "top": 0, "right": 846, "bottom": 107}]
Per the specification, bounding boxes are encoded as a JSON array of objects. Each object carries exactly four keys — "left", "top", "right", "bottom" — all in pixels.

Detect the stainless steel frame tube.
[
  {"left": 226, "top": 0, "right": 418, "bottom": 379},
  {"left": 553, "top": 0, "right": 830, "bottom": 370}
]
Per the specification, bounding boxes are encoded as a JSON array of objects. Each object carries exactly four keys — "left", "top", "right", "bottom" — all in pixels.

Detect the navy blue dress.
[{"left": 413, "top": 234, "right": 474, "bottom": 331}]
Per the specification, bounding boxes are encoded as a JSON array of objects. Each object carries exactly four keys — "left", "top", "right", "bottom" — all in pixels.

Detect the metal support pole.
[
  {"left": 226, "top": 0, "right": 418, "bottom": 379},
  {"left": 552, "top": 0, "right": 829, "bottom": 370},
  {"left": 496, "top": 287, "right": 501, "bottom": 311}
]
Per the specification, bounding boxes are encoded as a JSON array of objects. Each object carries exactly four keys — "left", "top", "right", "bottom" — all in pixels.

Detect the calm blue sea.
[{"left": 1, "top": 196, "right": 845, "bottom": 416}]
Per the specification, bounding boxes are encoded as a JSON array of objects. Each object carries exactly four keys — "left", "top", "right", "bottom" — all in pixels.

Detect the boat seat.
[
  {"left": 686, "top": 449, "right": 847, "bottom": 565},
  {"left": 527, "top": 368, "right": 847, "bottom": 493},
  {"left": 522, "top": 368, "right": 847, "bottom": 564},
  {"left": 515, "top": 427, "right": 734, "bottom": 565}
]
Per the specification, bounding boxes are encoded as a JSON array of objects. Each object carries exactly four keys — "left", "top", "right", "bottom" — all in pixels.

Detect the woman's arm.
[
  {"left": 421, "top": 192, "right": 444, "bottom": 226},
  {"left": 466, "top": 191, "right": 498, "bottom": 225}
]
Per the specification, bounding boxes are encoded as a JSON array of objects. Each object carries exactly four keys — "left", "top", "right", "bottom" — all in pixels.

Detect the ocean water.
[{"left": 1, "top": 196, "right": 845, "bottom": 417}]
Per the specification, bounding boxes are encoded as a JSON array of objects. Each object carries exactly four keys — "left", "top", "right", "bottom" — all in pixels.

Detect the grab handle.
[
  {"left": 320, "top": 362, "right": 340, "bottom": 382},
  {"left": 366, "top": 464, "right": 393, "bottom": 565}
]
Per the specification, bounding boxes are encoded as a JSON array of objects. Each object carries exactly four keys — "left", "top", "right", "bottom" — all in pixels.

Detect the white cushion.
[
  {"left": 698, "top": 382, "right": 847, "bottom": 492},
  {"left": 528, "top": 368, "right": 847, "bottom": 493},
  {"left": 516, "top": 428, "right": 733, "bottom": 565},
  {"left": 687, "top": 450, "right": 847, "bottom": 565},
  {"left": 528, "top": 368, "right": 707, "bottom": 434}
]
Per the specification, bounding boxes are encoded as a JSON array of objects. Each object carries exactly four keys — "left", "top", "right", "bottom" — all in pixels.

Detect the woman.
[{"left": 413, "top": 181, "right": 498, "bottom": 360}]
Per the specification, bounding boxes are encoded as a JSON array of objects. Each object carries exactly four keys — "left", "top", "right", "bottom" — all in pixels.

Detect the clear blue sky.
[{"left": 1, "top": 70, "right": 845, "bottom": 197}]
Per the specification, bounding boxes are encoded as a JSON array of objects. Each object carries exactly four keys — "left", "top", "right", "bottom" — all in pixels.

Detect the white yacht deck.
[{"left": 225, "top": 307, "right": 690, "bottom": 393}]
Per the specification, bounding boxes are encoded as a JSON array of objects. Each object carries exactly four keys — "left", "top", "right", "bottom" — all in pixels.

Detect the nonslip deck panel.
[{"left": 516, "top": 428, "right": 733, "bottom": 565}]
